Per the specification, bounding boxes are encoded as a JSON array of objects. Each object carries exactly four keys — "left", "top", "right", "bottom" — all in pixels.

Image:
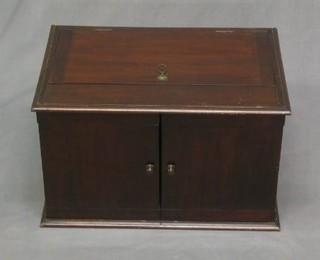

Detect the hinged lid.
[{"left": 32, "top": 26, "right": 291, "bottom": 114}]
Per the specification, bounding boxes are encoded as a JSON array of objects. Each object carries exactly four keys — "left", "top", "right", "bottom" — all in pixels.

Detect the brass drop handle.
[
  {"left": 145, "top": 163, "right": 155, "bottom": 176},
  {"left": 167, "top": 163, "right": 176, "bottom": 176}
]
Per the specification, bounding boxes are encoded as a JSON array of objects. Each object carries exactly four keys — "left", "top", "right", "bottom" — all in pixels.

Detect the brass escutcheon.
[{"left": 157, "top": 64, "right": 168, "bottom": 81}]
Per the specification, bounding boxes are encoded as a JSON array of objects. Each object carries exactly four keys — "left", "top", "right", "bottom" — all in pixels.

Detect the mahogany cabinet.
[{"left": 32, "top": 26, "right": 291, "bottom": 230}]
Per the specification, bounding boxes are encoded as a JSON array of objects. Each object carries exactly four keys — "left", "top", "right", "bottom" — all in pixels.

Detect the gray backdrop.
[{"left": 0, "top": 0, "right": 319, "bottom": 259}]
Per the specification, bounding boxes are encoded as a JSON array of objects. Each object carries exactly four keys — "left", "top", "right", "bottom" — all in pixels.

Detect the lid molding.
[{"left": 32, "top": 26, "right": 291, "bottom": 115}]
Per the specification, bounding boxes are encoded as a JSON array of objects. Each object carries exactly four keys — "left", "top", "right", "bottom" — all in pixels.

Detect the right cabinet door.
[{"left": 161, "top": 115, "right": 284, "bottom": 222}]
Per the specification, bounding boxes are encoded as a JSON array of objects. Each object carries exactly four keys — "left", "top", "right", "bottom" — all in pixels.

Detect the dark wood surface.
[
  {"left": 38, "top": 113, "right": 160, "bottom": 220},
  {"left": 49, "top": 28, "right": 271, "bottom": 85},
  {"left": 32, "top": 26, "right": 291, "bottom": 114},
  {"left": 32, "top": 26, "right": 290, "bottom": 230},
  {"left": 161, "top": 115, "right": 284, "bottom": 222}
]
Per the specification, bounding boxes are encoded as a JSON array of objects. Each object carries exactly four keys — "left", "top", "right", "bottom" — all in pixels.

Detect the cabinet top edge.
[
  {"left": 52, "top": 25, "right": 277, "bottom": 31},
  {"left": 32, "top": 105, "right": 291, "bottom": 115}
]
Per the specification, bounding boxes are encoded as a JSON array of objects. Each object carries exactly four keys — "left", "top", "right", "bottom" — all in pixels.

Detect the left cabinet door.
[{"left": 38, "top": 113, "right": 160, "bottom": 220}]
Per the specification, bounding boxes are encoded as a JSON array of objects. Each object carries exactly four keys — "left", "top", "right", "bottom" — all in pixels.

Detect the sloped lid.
[{"left": 32, "top": 26, "right": 291, "bottom": 114}]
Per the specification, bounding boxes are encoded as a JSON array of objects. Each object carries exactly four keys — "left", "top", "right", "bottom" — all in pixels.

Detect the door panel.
[
  {"left": 161, "top": 115, "right": 284, "bottom": 222},
  {"left": 38, "top": 113, "right": 159, "bottom": 220}
]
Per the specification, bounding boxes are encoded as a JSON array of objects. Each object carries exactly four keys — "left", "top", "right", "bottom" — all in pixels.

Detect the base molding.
[{"left": 40, "top": 206, "right": 280, "bottom": 231}]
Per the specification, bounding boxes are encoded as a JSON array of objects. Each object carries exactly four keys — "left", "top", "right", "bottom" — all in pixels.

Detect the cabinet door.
[
  {"left": 38, "top": 113, "right": 159, "bottom": 220},
  {"left": 161, "top": 115, "right": 284, "bottom": 222}
]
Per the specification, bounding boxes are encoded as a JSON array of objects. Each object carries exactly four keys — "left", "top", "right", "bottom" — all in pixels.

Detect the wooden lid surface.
[{"left": 32, "top": 26, "right": 291, "bottom": 114}]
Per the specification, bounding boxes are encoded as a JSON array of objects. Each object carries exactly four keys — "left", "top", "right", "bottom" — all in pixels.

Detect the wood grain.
[
  {"left": 38, "top": 113, "right": 160, "bottom": 220},
  {"left": 32, "top": 26, "right": 290, "bottom": 230},
  {"left": 161, "top": 114, "right": 284, "bottom": 222},
  {"left": 32, "top": 26, "right": 291, "bottom": 114}
]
